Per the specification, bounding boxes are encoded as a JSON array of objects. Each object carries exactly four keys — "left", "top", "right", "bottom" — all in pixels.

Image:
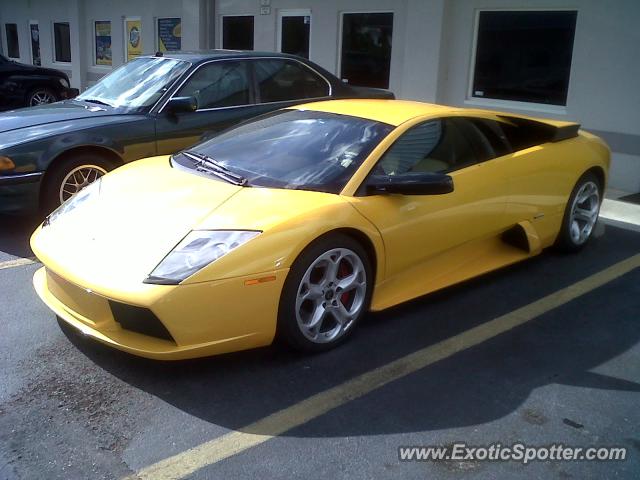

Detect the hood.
[
  {"left": 0, "top": 100, "right": 121, "bottom": 134},
  {"left": 31, "top": 155, "right": 351, "bottom": 293},
  {"left": 31, "top": 156, "right": 242, "bottom": 293}
]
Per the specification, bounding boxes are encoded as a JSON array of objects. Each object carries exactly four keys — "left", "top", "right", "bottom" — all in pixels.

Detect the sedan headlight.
[
  {"left": 144, "top": 230, "right": 261, "bottom": 284},
  {"left": 44, "top": 177, "right": 102, "bottom": 226},
  {"left": 59, "top": 77, "right": 70, "bottom": 88}
]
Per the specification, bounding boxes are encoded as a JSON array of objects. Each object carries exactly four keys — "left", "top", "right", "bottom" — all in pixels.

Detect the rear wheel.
[
  {"left": 27, "top": 87, "right": 58, "bottom": 106},
  {"left": 555, "top": 172, "right": 602, "bottom": 252},
  {"left": 41, "top": 153, "right": 114, "bottom": 213},
  {"left": 277, "top": 234, "right": 372, "bottom": 352}
]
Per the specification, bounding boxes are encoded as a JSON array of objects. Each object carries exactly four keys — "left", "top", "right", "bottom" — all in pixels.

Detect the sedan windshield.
[
  {"left": 76, "top": 57, "right": 190, "bottom": 109},
  {"left": 173, "top": 110, "right": 393, "bottom": 194}
]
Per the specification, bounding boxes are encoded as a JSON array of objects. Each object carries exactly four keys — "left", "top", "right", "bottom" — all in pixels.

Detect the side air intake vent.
[{"left": 109, "top": 301, "right": 175, "bottom": 342}]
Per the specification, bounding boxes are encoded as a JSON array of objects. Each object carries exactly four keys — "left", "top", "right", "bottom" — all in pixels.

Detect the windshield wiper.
[
  {"left": 79, "top": 98, "right": 113, "bottom": 107},
  {"left": 182, "top": 151, "right": 247, "bottom": 186}
]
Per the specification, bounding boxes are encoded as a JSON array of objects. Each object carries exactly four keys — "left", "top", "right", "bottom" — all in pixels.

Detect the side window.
[
  {"left": 467, "top": 118, "right": 512, "bottom": 158},
  {"left": 255, "top": 59, "right": 329, "bottom": 103},
  {"left": 177, "top": 61, "right": 251, "bottom": 110},
  {"left": 376, "top": 119, "right": 477, "bottom": 176}
]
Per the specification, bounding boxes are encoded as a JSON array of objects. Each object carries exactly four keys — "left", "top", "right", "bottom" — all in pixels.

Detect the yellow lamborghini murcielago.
[{"left": 31, "top": 100, "right": 610, "bottom": 359}]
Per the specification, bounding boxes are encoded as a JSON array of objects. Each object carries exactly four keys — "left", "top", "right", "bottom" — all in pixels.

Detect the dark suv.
[{"left": 0, "top": 53, "right": 78, "bottom": 109}]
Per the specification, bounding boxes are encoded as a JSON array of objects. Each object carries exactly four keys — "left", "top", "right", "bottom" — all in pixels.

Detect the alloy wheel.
[
  {"left": 29, "top": 90, "right": 57, "bottom": 106},
  {"left": 295, "top": 247, "right": 367, "bottom": 344},
  {"left": 568, "top": 180, "right": 600, "bottom": 245},
  {"left": 59, "top": 165, "right": 107, "bottom": 204}
]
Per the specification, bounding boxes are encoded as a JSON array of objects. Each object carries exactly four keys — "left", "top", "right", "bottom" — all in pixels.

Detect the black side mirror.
[
  {"left": 165, "top": 96, "right": 198, "bottom": 114},
  {"left": 366, "top": 172, "right": 454, "bottom": 195}
]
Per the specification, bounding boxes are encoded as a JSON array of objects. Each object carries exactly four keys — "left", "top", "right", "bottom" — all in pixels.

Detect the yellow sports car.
[{"left": 31, "top": 100, "right": 610, "bottom": 360}]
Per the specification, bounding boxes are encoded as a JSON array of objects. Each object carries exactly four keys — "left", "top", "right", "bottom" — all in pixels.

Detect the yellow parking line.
[
  {"left": 127, "top": 253, "right": 640, "bottom": 480},
  {"left": 0, "top": 256, "right": 38, "bottom": 270}
]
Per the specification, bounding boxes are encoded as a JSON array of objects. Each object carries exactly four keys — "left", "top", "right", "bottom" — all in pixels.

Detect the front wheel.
[
  {"left": 555, "top": 172, "right": 602, "bottom": 252},
  {"left": 277, "top": 234, "right": 373, "bottom": 352},
  {"left": 41, "top": 153, "right": 113, "bottom": 213}
]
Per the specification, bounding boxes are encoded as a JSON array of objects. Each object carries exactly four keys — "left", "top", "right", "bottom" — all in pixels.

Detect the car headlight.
[
  {"left": 43, "top": 177, "right": 102, "bottom": 226},
  {"left": 144, "top": 230, "right": 261, "bottom": 285},
  {"left": 59, "top": 77, "right": 70, "bottom": 88}
]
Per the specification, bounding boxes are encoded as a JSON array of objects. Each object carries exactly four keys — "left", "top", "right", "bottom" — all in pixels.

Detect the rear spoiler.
[
  {"left": 551, "top": 123, "right": 581, "bottom": 142},
  {"left": 497, "top": 115, "right": 580, "bottom": 143}
]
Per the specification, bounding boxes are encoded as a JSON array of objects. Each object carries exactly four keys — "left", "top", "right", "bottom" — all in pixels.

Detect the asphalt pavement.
[{"left": 1, "top": 213, "right": 639, "bottom": 480}]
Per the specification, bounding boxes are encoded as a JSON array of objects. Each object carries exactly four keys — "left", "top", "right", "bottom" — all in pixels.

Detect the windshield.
[
  {"left": 77, "top": 57, "right": 190, "bottom": 109},
  {"left": 173, "top": 110, "right": 393, "bottom": 194}
]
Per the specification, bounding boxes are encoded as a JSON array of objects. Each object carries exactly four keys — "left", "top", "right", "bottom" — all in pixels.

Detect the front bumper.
[
  {"left": 0, "top": 171, "right": 43, "bottom": 214},
  {"left": 33, "top": 266, "right": 289, "bottom": 360}
]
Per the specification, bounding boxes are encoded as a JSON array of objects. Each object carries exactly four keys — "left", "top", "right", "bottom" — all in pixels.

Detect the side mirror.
[
  {"left": 366, "top": 172, "right": 454, "bottom": 196},
  {"left": 165, "top": 96, "right": 198, "bottom": 114}
]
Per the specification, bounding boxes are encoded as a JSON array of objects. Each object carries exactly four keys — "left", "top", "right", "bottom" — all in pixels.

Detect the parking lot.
[{"left": 1, "top": 212, "right": 639, "bottom": 480}]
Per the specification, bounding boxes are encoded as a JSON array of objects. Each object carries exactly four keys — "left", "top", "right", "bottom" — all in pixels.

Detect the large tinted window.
[
  {"left": 178, "top": 61, "right": 250, "bottom": 109},
  {"left": 255, "top": 59, "right": 329, "bottom": 103},
  {"left": 472, "top": 11, "right": 577, "bottom": 105},
  {"left": 5, "top": 23, "right": 19, "bottom": 58},
  {"left": 54, "top": 22, "right": 71, "bottom": 62},
  {"left": 222, "top": 16, "right": 254, "bottom": 50},
  {"left": 340, "top": 13, "right": 393, "bottom": 89},
  {"left": 376, "top": 119, "right": 477, "bottom": 175},
  {"left": 175, "top": 110, "right": 393, "bottom": 193}
]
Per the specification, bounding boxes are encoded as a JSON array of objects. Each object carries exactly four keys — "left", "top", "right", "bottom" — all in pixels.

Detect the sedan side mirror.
[
  {"left": 366, "top": 172, "right": 454, "bottom": 195},
  {"left": 165, "top": 96, "right": 198, "bottom": 114}
]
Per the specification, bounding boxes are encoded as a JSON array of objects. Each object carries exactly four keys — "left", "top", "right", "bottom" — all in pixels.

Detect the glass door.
[{"left": 277, "top": 9, "right": 311, "bottom": 59}]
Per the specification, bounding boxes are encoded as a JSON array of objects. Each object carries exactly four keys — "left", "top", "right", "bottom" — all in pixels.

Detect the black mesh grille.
[{"left": 109, "top": 301, "right": 175, "bottom": 343}]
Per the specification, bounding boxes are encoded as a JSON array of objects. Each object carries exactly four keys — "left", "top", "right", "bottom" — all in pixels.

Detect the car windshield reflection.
[{"left": 76, "top": 57, "right": 190, "bottom": 109}]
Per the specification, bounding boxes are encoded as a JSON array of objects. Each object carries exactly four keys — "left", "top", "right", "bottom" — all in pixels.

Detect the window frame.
[
  {"left": 276, "top": 9, "right": 312, "bottom": 59},
  {"left": 52, "top": 20, "right": 72, "bottom": 64},
  {"left": 466, "top": 8, "right": 578, "bottom": 115},
  {"left": 28, "top": 20, "right": 40, "bottom": 66},
  {"left": 337, "top": 10, "right": 395, "bottom": 89},
  {"left": 219, "top": 14, "right": 255, "bottom": 50},
  {"left": 4, "top": 23, "right": 20, "bottom": 59}
]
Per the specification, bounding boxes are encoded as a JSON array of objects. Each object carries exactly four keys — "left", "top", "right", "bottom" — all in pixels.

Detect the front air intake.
[{"left": 109, "top": 301, "right": 175, "bottom": 343}]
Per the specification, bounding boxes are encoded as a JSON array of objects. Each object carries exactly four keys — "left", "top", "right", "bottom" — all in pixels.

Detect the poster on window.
[
  {"left": 30, "top": 23, "right": 41, "bottom": 66},
  {"left": 157, "top": 17, "right": 181, "bottom": 52},
  {"left": 95, "top": 21, "right": 112, "bottom": 66},
  {"left": 125, "top": 19, "right": 143, "bottom": 61}
]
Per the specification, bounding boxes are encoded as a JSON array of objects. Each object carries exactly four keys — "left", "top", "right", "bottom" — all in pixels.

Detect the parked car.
[
  {"left": 0, "top": 51, "right": 394, "bottom": 215},
  {"left": 31, "top": 99, "right": 609, "bottom": 360},
  {"left": 0, "top": 53, "right": 78, "bottom": 109}
]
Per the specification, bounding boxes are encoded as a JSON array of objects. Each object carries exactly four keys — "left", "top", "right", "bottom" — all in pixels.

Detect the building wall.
[
  {"left": 1, "top": 0, "right": 638, "bottom": 191},
  {"left": 437, "top": 0, "right": 640, "bottom": 192}
]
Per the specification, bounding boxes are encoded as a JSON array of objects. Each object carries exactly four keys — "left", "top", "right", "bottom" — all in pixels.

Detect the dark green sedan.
[{"left": 0, "top": 51, "right": 393, "bottom": 215}]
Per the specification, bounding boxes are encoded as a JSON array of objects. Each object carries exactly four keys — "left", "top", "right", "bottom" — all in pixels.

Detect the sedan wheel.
[
  {"left": 278, "top": 234, "right": 373, "bottom": 352},
  {"left": 59, "top": 165, "right": 108, "bottom": 204},
  {"left": 29, "top": 89, "right": 57, "bottom": 106}
]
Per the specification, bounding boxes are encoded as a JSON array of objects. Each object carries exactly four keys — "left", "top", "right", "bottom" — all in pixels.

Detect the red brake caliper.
[{"left": 338, "top": 261, "right": 352, "bottom": 306}]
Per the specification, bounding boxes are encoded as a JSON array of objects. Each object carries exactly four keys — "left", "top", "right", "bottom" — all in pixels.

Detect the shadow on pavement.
[
  {"left": 0, "top": 214, "right": 41, "bottom": 258},
  {"left": 57, "top": 226, "right": 640, "bottom": 439}
]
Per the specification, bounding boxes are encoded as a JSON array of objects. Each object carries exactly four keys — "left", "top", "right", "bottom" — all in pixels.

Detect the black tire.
[
  {"left": 277, "top": 233, "right": 373, "bottom": 352},
  {"left": 555, "top": 171, "right": 602, "bottom": 253},
  {"left": 26, "top": 87, "right": 58, "bottom": 107},
  {"left": 41, "top": 152, "right": 114, "bottom": 214}
]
